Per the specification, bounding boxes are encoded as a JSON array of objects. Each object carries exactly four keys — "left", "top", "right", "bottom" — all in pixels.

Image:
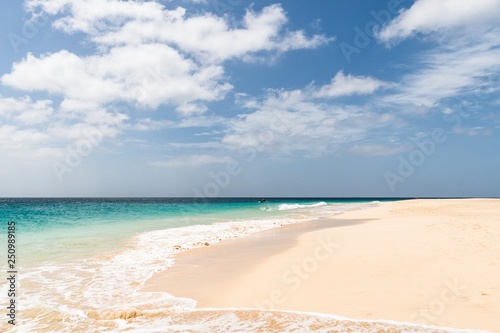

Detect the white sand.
[{"left": 143, "top": 199, "right": 500, "bottom": 332}]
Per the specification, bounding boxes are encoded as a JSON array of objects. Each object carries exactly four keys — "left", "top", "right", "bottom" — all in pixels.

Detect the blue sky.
[{"left": 0, "top": 0, "right": 499, "bottom": 197}]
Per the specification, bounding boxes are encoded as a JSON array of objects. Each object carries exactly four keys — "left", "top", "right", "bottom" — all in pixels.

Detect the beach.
[
  {"left": 3, "top": 198, "right": 397, "bottom": 332},
  {"left": 143, "top": 199, "right": 500, "bottom": 332}
]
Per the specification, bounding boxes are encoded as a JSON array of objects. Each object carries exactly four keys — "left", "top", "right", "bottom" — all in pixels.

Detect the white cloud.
[
  {"left": 0, "top": 96, "right": 54, "bottom": 125},
  {"left": 150, "top": 154, "right": 233, "bottom": 168},
  {"left": 4, "top": 1, "right": 328, "bottom": 122},
  {"left": 382, "top": 31, "right": 500, "bottom": 107},
  {"left": 0, "top": 94, "right": 128, "bottom": 161},
  {"left": 176, "top": 103, "right": 208, "bottom": 116},
  {"left": 222, "top": 86, "right": 396, "bottom": 156},
  {"left": 87, "top": 3, "right": 321, "bottom": 62},
  {"left": 377, "top": 0, "right": 500, "bottom": 45},
  {"left": 133, "top": 115, "right": 225, "bottom": 131},
  {"left": 2, "top": 51, "right": 121, "bottom": 104},
  {"left": 133, "top": 118, "right": 171, "bottom": 131},
  {"left": 25, "top": 0, "right": 164, "bottom": 30},
  {"left": 0, "top": 125, "right": 49, "bottom": 151},
  {"left": 373, "top": 0, "right": 500, "bottom": 109},
  {"left": 0, "top": 1, "right": 332, "bottom": 163},
  {"left": 314, "top": 71, "right": 387, "bottom": 98},
  {"left": 26, "top": 1, "right": 329, "bottom": 63},
  {"left": 1, "top": 45, "right": 231, "bottom": 109}
]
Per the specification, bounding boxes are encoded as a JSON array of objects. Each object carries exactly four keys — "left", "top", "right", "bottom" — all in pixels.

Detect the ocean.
[{"left": 0, "top": 198, "right": 486, "bottom": 332}]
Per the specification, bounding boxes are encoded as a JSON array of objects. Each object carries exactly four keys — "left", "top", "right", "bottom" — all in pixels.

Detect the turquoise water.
[
  {"left": 4, "top": 197, "right": 479, "bottom": 333},
  {"left": 0, "top": 197, "right": 390, "bottom": 265}
]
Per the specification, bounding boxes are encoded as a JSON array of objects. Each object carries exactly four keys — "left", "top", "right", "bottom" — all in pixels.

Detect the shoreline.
[
  {"left": 141, "top": 214, "right": 372, "bottom": 306},
  {"left": 142, "top": 199, "right": 500, "bottom": 332}
]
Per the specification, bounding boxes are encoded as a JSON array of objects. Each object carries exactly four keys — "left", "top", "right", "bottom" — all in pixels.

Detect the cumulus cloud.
[
  {"left": 0, "top": 96, "right": 54, "bottom": 125},
  {"left": 92, "top": 4, "right": 329, "bottom": 63},
  {"left": 0, "top": 95, "right": 128, "bottom": 160},
  {"left": 1, "top": 45, "right": 231, "bottom": 109},
  {"left": 314, "top": 71, "right": 388, "bottom": 98},
  {"left": 25, "top": 1, "right": 329, "bottom": 63},
  {"left": 25, "top": 0, "right": 165, "bottom": 27},
  {"left": 0, "top": 0, "right": 332, "bottom": 162},
  {"left": 4, "top": 1, "right": 329, "bottom": 119},
  {"left": 0, "top": 125, "right": 49, "bottom": 151}
]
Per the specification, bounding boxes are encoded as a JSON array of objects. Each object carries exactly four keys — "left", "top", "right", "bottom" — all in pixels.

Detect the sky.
[{"left": 0, "top": 0, "right": 499, "bottom": 197}]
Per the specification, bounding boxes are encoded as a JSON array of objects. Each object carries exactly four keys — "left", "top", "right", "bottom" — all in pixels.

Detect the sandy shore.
[{"left": 143, "top": 199, "right": 500, "bottom": 332}]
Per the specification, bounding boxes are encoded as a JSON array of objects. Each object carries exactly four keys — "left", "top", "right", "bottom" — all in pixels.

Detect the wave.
[
  {"left": 278, "top": 201, "right": 328, "bottom": 211},
  {"left": 261, "top": 201, "right": 328, "bottom": 211}
]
